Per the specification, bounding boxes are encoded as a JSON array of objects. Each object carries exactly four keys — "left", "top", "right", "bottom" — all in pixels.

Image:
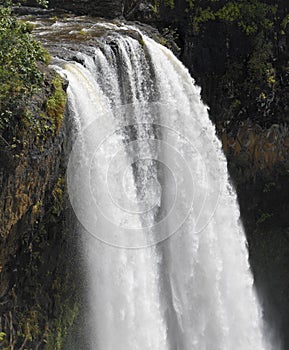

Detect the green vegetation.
[
  {"left": 164, "top": 0, "right": 174, "bottom": 9},
  {"left": 0, "top": 0, "right": 67, "bottom": 163},
  {"left": 46, "top": 75, "right": 67, "bottom": 134},
  {"left": 156, "top": 0, "right": 289, "bottom": 128},
  {"left": 190, "top": 1, "right": 276, "bottom": 34},
  {"left": 158, "top": 0, "right": 277, "bottom": 37},
  {"left": 35, "top": 0, "right": 49, "bottom": 7},
  {"left": 0, "top": 4, "right": 50, "bottom": 134},
  {"left": 157, "top": 0, "right": 276, "bottom": 34}
]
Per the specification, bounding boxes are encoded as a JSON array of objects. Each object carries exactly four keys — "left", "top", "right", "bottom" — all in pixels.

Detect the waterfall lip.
[{"left": 26, "top": 13, "right": 165, "bottom": 62}]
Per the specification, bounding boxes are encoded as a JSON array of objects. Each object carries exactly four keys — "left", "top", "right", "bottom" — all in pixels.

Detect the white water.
[{"left": 55, "top": 26, "right": 271, "bottom": 350}]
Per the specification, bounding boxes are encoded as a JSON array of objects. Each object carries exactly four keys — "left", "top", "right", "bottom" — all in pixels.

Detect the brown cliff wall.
[{"left": 0, "top": 67, "right": 79, "bottom": 349}]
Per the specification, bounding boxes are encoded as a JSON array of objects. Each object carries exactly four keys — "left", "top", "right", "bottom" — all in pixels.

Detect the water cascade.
[{"left": 35, "top": 18, "right": 273, "bottom": 350}]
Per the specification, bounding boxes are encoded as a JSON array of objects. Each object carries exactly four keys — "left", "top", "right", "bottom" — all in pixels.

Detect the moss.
[
  {"left": 52, "top": 176, "right": 65, "bottom": 215},
  {"left": 159, "top": 37, "right": 167, "bottom": 46},
  {"left": 7, "top": 71, "right": 66, "bottom": 155},
  {"left": 45, "top": 302, "right": 79, "bottom": 350},
  {"left": 157, "top": 27, "right": 180, "bottom": 54},
  {"left": 46, "top": 76, "right": 67, "bottom": 135},
  {"left": 139, "top": 38, "right": 145, "bottom": 47}
]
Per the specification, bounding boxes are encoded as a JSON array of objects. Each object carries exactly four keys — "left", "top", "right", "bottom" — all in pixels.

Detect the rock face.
[
  {"left": 49, "top": 0, "right": 123, "bottom": 18},
  {"left": 0, "top": 67, "right": 78, "bottom": 349}
]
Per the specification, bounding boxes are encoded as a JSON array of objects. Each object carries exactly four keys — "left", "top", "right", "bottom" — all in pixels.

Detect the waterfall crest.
[{"left": 42, "top": 19, "right": 272, "bottom": 350}]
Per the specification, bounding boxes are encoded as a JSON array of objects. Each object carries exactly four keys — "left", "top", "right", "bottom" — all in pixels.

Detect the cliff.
[
  {"left": 0, "top": 61, "right": 78, "bottom": 348},
  {"left": 1, "top": 0, "right": 289, "bottom": 348}
]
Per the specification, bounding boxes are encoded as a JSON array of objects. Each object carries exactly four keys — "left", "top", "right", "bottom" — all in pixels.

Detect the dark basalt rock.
[
  {"left": 49, "top": 0, "right": 123, "bottom": 18},
  {"left": 0, "top": 65, "right": 79, "bottom": 348}
]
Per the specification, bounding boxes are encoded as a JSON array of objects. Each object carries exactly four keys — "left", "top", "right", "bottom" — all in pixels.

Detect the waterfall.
[{"left": 48, "top": 21, "right": 272, "bottom": 350}]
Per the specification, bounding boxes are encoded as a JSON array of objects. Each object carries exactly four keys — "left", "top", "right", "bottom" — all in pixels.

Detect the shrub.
[{"left": 0, "top": 3, "right": 49, "bottom": 133}]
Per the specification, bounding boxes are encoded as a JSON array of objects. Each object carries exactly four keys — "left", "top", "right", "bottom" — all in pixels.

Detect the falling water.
[{"left": 36, "top": 18, "right": 273, "bottom": 350}]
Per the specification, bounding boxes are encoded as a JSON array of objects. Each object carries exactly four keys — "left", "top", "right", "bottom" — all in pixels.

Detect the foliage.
[
  {"left": 179, "top": 0, "right": 277, "bottom": 34},
  {"left": 156, "top": 0, "right": 289, "bottom": 128},
  {"left": 18, "top": 0, "right": 49, "bottom": 7},
  {"left": 164, "top": 0, "right": 174, "bottom": 9},
  {"left": 36, "top": 0, "right": 49, "bottom": 7},
  {"left": 0, "top": 4, "right": 50, "bottom": 133},
  {"left": 159, "top": 0, "right": 276, "bottom": 35}
]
